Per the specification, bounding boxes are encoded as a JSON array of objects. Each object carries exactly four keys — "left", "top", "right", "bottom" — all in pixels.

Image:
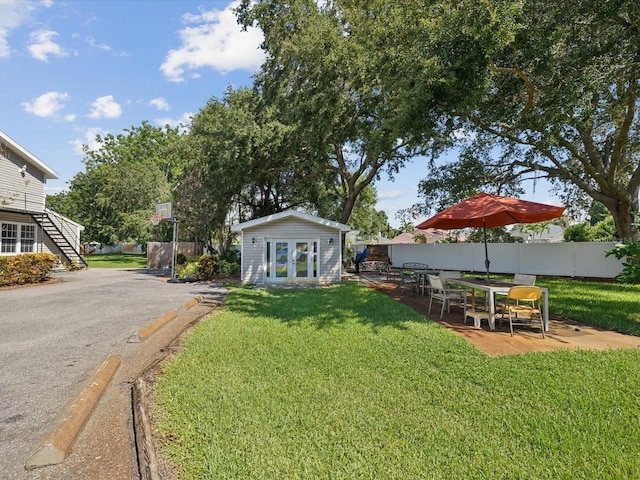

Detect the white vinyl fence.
[{"left": 352, "top": 242, "right": 624, "bottom": 279}]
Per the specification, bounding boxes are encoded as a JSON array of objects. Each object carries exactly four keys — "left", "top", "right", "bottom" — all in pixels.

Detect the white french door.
[{"left": 266, "top": 239, "right": 318, "bottom": 283}]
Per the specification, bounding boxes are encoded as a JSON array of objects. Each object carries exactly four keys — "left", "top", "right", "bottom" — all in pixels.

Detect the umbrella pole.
[{"left": 483, "top": 218, "right": 490, "bottom": 283}]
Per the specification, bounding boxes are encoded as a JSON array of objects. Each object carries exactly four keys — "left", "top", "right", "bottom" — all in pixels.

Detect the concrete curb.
[
  {"left": 128, "top": 311, "right": 178, "bottom": 343},
  {"left": 128, "top": 296, "right": 204, "bottom": 343},
  {"left": 133, "top": 297, "right": 225, "bottom": 479},
  {"left": 25, "top": 353, "right": 121, "bottom": 470},
  {"left": 183, "top": 295, "right": 204, "bottom": 309}
]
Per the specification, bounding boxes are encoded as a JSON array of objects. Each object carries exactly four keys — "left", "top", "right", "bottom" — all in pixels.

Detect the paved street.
[{"left": 0, "top": 268, "right": 227, "bottom": 479}]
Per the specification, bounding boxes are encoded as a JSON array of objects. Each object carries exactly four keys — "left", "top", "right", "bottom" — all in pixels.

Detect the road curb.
[
  {"left": 128, "top": 311, "right": 178, "bottom": 343},
  {"left": 183, "top": 295, "right": 204, "bottom": 309},
  {"left": 128, "top": 296, "right": 204, "bottom": 343},
  {"left": 25, "top": 353, "right": 121, "bottom": 470}
]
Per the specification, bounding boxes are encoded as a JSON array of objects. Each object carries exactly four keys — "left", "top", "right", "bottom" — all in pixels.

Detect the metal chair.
[
  {"left": 427, "top": 274, "right": 467, "bottom": 320},
  {"left": 503, "top": 286, "right": 545, "bottom": 338},
  {"left": 513, "top": 273, "right": 536, "bottom": 286},
  {"left": 398, "top": 262, "right": 427, "bottom": 295}
]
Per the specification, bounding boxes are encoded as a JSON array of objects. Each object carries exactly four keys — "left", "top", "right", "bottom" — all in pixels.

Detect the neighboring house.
[
  {"left": 511, "top": 224, "right": 565, "bottom": 243},
  {"left": 0, "top": 130, "right": 85, "bottom": 266},
  {"left": 391, "top": 229, "right": 450, "bottom": 244},
  {"left": 231, "top": 210, "right": 350, "bottom": 285}
]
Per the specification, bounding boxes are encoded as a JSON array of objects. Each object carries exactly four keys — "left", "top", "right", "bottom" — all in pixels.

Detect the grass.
[
  {"left": 537, "top": 278, "right": 640, "bottom": 335},
  {"left": 84, "top": 253, "right": 147, "bottom": 268},
  {"left": 154, "top": 282, "right": 640, "bottom": 479}
]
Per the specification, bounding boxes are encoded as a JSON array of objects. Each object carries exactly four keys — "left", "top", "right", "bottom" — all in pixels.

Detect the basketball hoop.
[{"left": 150, "top": 214, "right": 163, "bottom": 226}]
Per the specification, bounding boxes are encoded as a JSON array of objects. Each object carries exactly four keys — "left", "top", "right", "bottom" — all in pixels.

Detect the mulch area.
[{"left": 346, "top": 271, "right": 640, "bottom": 356}]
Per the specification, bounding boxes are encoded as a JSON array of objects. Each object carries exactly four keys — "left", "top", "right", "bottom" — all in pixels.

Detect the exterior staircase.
[{"left": 31, "top": 212, "right": 87, "bottom": 267}]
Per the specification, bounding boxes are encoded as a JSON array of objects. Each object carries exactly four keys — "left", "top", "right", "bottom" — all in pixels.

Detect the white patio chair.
[
  {"left": 513, "top": 273, "right": 536, "bottom": 286},
  {"left": 427, "top": 274, "right": 467, "bottom": 320}
]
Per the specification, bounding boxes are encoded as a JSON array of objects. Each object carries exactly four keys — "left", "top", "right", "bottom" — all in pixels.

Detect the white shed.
[{"left": 231, "top": 210, "right": 350, "bottom": 285}]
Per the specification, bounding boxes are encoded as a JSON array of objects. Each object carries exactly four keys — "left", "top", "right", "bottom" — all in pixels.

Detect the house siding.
[
  {"left": 0, "top": 150, "right": 45, "bottom": 213},
  {"left": 241, "top": 217, "right": 343, "bottom": 284}
]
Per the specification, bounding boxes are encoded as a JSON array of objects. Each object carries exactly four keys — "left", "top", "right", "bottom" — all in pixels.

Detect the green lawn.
[
  {"left": 84, "top": 253, "right": 147, "bottom": 268},
  {"left": 537, "top": 278, "right": 640, "bottom": 335},
  {"left": 154, "top": 282, "right": 640, "bottom": 479}
]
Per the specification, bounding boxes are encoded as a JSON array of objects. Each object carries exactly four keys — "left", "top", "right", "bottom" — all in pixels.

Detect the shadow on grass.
[{"left": 225, "top": 282, "right": 422, "bottom": 331}]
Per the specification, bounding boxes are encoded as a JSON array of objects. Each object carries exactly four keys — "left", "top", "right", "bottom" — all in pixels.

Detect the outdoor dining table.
[
  {"left": 448, "top": 277, "right": 550, "bottom": 332},
  {"left": 413, "top": 269, "right": 440, "bottom": 295}
]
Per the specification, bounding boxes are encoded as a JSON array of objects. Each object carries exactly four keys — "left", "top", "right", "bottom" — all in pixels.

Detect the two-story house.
[{"left": 1, "top": 130, "right": 85, "bottom": 266}]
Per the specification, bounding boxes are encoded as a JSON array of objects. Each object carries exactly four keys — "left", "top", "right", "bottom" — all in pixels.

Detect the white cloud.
[
  {"left": 160, "top": 0, "right": 265, "bottom": 82},
  {"left": 70, "top": 127, "right": 106, "bottom": 155},
  {"left": 28, "top": 29, "right": 68, "bottom": 62},
  {"left": 86, "top": 35, "right": 128, "bottom": 56},
  {"left": 64, "top": 113, "right": 76, "bottom": 122},
  {"left": 0, "top": 29, "right": 10, "bottom": 57},
  {"left": 378, "top": 190, "right": 405, "bottom": 201},
  {"left": 22, "top": 91, "right": 70, "bottom": 118},
  {"left": 0, "top": 0, "right": 37, "bottom": 57},
  {"left": 0, "top": 1, "right": 35, "bottom": 29},
  {"left": 149, "top": 97, "right": 170, "bottom": 111},
  {"left": 154, "top": 112, "right": 193, "bottom": 132},
  {"left": 88, "top": 95, "right": 122, "bottom": 119}
]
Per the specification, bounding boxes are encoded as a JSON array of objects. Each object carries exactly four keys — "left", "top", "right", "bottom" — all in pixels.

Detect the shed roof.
[
  {"left": 0, "top": 130, "right": 58, "bottom": 180},
  {"left": 231, "top": 209, "right": 351, "bottom": 232}
]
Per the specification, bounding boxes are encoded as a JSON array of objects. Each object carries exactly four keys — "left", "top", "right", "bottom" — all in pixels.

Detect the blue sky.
[{"left": 1, "top": 0, "right": 559, "bottom": 228}]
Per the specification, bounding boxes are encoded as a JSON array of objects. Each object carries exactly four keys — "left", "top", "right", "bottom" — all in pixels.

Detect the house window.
[
  {"left": 1, "top": 222, "right": 36, "bottom": 254},
  {"left": 1, "top": 223, "right": 18, "bottom": 253},
  {"left": 21, "top": 225, "right": 36, "bottom": 253}
]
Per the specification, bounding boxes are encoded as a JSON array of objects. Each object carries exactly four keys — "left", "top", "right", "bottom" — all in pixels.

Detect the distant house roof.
[
  {"left": 231, "top": 209, "right": 351, "bottom": 232},
  {"left": 0, "top": 130, "right": 58, "bottom": 180},
  {"left": 391, "top": 229, "right": 449, "bottom": 244}
]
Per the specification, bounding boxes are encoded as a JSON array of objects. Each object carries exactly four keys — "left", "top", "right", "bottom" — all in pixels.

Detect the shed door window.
[{"left": 266, "top": 240, "right": 318, "bottom": 281}]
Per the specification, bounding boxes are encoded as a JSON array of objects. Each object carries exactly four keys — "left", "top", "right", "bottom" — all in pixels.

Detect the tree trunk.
[{"left": 603, "top": 196, "right": 640, "bottom": 242}]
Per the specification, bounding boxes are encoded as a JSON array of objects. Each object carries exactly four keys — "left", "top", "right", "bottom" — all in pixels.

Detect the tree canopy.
[{"left": 394, "top": 0, "right": 640, "bottom": 240}]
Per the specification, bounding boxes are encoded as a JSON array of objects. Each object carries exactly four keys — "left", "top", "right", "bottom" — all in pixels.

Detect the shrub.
[
  {"left": 0, "top": 253, "right": 59, "bottom": 286},
  {"left": 217, "top": 259, "right": 240, "bottom": 277},
  {"left": 605, "top": 241, "right": 640, "bottom": 284},
  {"left": 197, "top": 254, "right": 218, "bottom": 280}
]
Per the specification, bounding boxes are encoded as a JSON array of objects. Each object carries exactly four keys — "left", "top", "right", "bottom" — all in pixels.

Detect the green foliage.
[
  {"left": 155, "top": 283, "right": 640, "bottom": 478},
  {"left": 589, "top": 216, "right": 618, "bottom": 242},
  {"left": 518, "top": 221, "right": 551, "bottom": 241},
  {"left": 564, "top": 223, "right": 591, "bottom": 242},
  {"left": 467, "top": 226, "right": 520, "bottom": 243},
  {"left": 563, "top": 217, "right": 618, "bottom": 242},
  {"left": 236, "top": 0, "right": 424, "bottom": 225},
  {"left": 51, "top": 122, "right": 181, "bottom": 246},
  {"left": 386, "top": 0, "right": 640, "bottom": 240},
  {"left": 605, "top": 242, "right": 640, "bottom": 284},
  {"left": 413, "top": 233, "right": 426, "bottom": 244},
  {"left": 0, "top": 253, "right": 58, "bottom": 286},
  {"left": 176, "top": 258, "right": 200, "bottom": 279},
  {"left": 176, "top": 253, "right": 241, "bottom": 280}
]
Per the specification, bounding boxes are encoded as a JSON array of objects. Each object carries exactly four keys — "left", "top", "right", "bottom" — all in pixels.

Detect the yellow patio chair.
[{"left": 503, "top": 285, "right": 545, "bottom": 338}]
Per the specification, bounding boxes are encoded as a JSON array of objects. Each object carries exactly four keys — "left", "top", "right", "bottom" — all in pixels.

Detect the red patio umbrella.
[{"left": 416, "top": 192, "right": 565, "bottom": 281}]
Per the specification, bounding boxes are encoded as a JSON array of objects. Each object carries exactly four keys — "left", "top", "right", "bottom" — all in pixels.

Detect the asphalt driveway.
[{"left": 0, "top": 268, "right": 228, "bottom": 480}]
